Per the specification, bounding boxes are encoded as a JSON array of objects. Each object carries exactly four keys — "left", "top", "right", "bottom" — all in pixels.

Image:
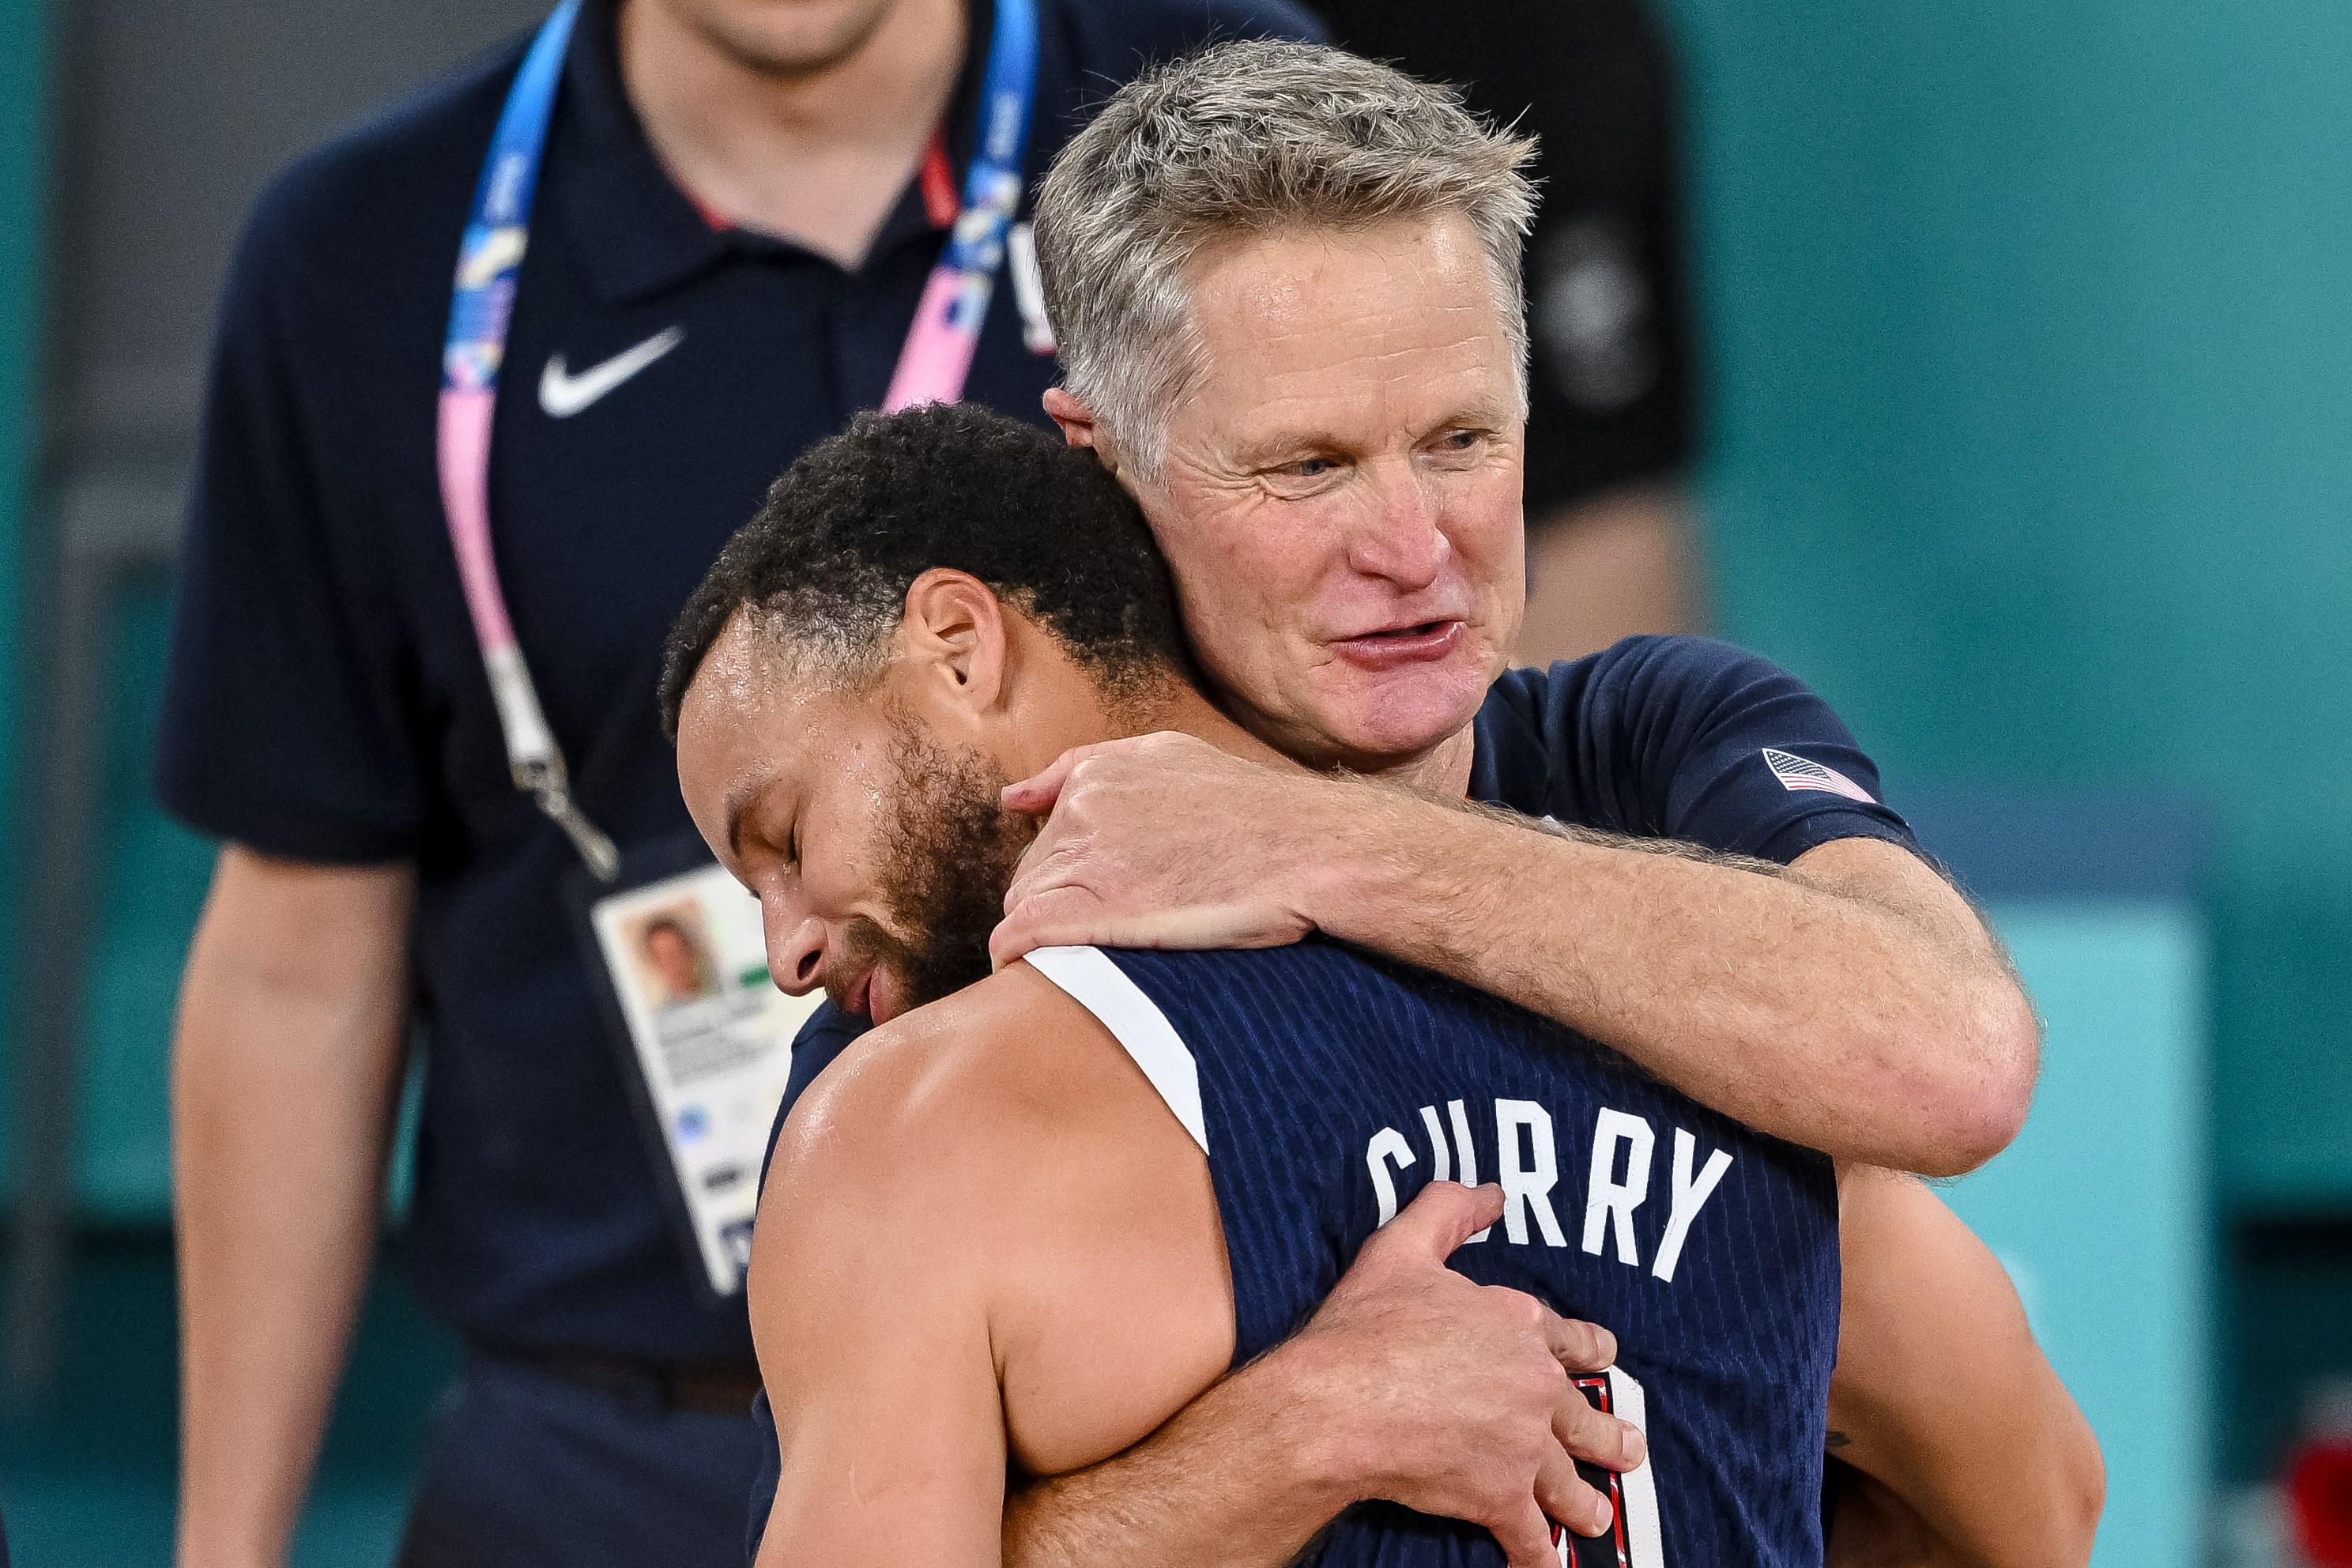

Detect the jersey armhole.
[{"left": 1022, "top": 947, "right": 1208, "bottom": 1157}]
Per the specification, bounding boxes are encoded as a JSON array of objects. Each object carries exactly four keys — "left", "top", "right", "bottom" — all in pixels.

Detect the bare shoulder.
[
  {"left": 763, "top": 960, "right": 1206, "bottom": 1278},
  {"left": 759, "top": 961, "right": 1234, "bottom": 1474},
  {"left": 775, "top": 964, "right": 1135, "bottom": 1194},
  {"left": 751, "top": 965, "right": 1121, "bottom": 1333}
]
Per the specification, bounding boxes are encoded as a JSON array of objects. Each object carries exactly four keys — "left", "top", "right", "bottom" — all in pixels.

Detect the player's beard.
[{"left": 843, "top": 717, "right": 1036, "bottom": 1017}]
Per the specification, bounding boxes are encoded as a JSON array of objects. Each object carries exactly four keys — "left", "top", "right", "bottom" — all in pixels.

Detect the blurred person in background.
[
  {"left": 1307, "top": 0, "right": 1701, "bottom": 662},
  {"left": 154, "top": 0, "right": 1322, "bottom": 1564}
]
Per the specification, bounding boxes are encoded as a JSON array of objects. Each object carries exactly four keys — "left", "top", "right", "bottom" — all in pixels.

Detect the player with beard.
[
  {"left": 839, "top": 721, "right": 1035, "bottom": 1013},
  {"left": 661, "top": 401, "right": 2094, "bottom": 1568}
]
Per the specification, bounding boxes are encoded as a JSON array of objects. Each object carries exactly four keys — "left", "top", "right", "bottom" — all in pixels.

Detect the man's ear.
[
  {"left": 895, "top": 568, "right": 1010, "bottom": 722},
  {"left": 1042, "top": 387, "right": 1121, "bottom": 476}
]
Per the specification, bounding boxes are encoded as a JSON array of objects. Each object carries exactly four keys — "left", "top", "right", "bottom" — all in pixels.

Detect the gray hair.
[{"left": 1032, "top": 40, "right": 1539, "bottom": 478}]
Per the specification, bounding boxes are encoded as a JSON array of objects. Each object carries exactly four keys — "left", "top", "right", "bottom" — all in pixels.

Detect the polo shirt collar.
[{"left": 551, "top": 0, "right": 1002, "bottom": 307}]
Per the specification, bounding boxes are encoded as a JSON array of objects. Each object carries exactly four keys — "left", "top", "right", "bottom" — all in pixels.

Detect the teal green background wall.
[
  {"left": 1656, "top": 0, "right": 2352, "bottom": 1209},
  {"left": 1949, "top": 903, "right": 2208, "bottom": 1563},
  {"left": 0, "top": 0, "right": 51, "bottom": 1200},
  {"left": 77, "top": 590, "right": 215, "bottom": 1216}
]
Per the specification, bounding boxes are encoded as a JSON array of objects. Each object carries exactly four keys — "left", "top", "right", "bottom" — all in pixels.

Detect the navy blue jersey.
[{"left": 1025, "top": 940, "right": 1840, "bottom": 1568}]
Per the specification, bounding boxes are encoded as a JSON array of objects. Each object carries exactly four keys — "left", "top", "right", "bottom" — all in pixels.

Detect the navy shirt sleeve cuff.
[
  {"left": 1753, "top": 809, "right": 1932, "bottom": 870},
  {"left": 1472, "top": 637, "right": 1930, "bottom": 869}
]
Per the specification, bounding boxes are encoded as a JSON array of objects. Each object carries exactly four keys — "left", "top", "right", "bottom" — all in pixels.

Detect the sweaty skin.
[{"left": 678, "top": 569, "right": 2098, "bottom": 1568}]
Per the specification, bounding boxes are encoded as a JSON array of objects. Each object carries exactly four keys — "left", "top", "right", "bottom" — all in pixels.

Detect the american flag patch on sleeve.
[{"left": 1761, "top": 748, "right": 1877, "bottom": 805}]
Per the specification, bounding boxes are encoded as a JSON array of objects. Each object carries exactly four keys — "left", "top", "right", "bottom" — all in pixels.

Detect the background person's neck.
[{"left": 619, "top": 0, "right": 967, "bottom": 267}]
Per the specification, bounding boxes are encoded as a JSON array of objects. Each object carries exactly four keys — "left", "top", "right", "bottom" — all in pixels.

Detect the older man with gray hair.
[
  {"left": 1006, "top": 41, "right": 2034, "bottom": 1182},
  {"left": 737, "top": 37, "right": 2087, "bottom": 1568}
]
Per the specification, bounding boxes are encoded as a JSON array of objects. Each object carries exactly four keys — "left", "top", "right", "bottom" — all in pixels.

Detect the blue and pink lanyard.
[{"left": 437, "top": 0, "right": 1039, "bottom": 879}]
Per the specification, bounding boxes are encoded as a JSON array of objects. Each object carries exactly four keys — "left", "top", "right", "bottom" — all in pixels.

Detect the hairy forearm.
[
  {"left": 1004, "top": 1344, "right": 1349, "bottom": 1568},
  {"left": 174, "top": 854, "right": 412, "bottom": 1568},
  {"left": 1307, "top": 791, "right": 2034, "bottom": 1174}
]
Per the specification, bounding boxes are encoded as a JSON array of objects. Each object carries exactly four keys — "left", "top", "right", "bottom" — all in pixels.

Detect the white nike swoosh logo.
[{"left": 538, "top": 326, "right": 685, "bottom": 418}]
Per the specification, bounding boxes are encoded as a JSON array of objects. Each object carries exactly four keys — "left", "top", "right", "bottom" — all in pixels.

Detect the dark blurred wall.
[
  {"left": 5, "top": 0, "right": 543, "bottom": 1211},
  {"left": 48, "top": 0, "right": 546, "bottom": 475},
  {"left": 0, "top": 10, "right": 44, "bottom": 1142},
  {"left": 1305, "top": 0, "right": 1696, "bottom": 518}
]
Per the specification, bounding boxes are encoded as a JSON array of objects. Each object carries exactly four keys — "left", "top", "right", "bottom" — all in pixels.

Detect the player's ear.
[{"left": 895, "top": 568, "right": 1009, "bottom": 721}]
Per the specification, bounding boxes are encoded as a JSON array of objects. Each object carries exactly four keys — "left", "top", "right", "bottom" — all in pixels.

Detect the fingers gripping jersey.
[{"left": 1026, "top": 940, "right": 1840, "bottom": 1568}]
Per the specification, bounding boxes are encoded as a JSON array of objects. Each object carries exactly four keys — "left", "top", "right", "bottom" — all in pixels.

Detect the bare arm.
[
  {"left": 173, "top": 846, "right": 414, "bottom": 1568},
  {"left": 1325, "top": 817, "right": 2036, "bottom": 1175},
  {"left": 994, "top": 741, "right": 2038, "bottom": 1175},
  {"left": 1001, "top": 1348, "right": 1340, "bottom": 1568},
  {"left": 750, "top": 1081, "right": 1008, "bottom": 1567},
  {"left": 1516, "top": 488, "right": 1698, "bottom": 666},
  {"left": 1828, "top": 1165, "right": 2105, "bottom": 1568}
]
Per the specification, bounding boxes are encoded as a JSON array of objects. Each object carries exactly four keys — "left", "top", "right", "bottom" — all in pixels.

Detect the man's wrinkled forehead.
[{"left": 1174, "top": 220, "right": 1523, "bottom": 443}]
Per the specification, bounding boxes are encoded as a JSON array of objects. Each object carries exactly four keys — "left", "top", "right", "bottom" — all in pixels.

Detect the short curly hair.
[{"left": 659, "top": 402, "right": 1188, "bottom": 738}]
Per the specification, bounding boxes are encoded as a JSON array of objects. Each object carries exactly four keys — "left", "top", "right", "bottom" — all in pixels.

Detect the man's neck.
[
  {"left": 1120, "top": 684, "right": 1305, "bottom": 775},
  {"left": 1363, "top": 726, "right": 1479, "bottom": 800},
  {"left": 1119, "top": 680, "right": 1480, "bottom": 800},
  {"left": 618, "top": 0, "right": 967, "bottom": 266}
]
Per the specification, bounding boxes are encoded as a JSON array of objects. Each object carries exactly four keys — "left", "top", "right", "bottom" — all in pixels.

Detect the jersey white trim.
[
  {"left": 1023, "top": 946, "right": 1208, "bottom": 1156},
  {"left": 1608, "top": 1366, "right": 1667, "bottom": 1568}
]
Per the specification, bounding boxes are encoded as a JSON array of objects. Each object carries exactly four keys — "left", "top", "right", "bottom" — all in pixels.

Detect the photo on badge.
[{"left": 566, "top": 832, "right": 824, "bottom": 1298}]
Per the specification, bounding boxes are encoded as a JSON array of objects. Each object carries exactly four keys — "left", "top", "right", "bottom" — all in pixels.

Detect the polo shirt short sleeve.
[
  {"left": 1469, "top": 635, "right": 1923, "bottom": 865},
  {"left": 156, "top": 0, "right": 1326, "bottom": 1364}
]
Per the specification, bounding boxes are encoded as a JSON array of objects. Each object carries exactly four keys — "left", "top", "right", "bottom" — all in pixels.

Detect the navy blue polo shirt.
[
  {"left": 156, "top": 0, "right": 1323, "bottom": 1363},
  {"left": 778, "top": 635, "right": 1926, "bottom": 1111}
]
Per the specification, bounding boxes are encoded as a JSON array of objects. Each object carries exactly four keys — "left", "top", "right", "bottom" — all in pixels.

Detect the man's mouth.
[{"left": 1328, "top": 618, "right": 1467, "bottom": 671}]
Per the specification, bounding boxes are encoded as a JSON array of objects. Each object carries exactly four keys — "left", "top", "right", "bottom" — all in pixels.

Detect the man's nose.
[
  {"left": 1347, "top": 463, "right": 1450, "bottom": 591},
  {"left": 767, "top": 907, "right": 827, "bottom": 996}
]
